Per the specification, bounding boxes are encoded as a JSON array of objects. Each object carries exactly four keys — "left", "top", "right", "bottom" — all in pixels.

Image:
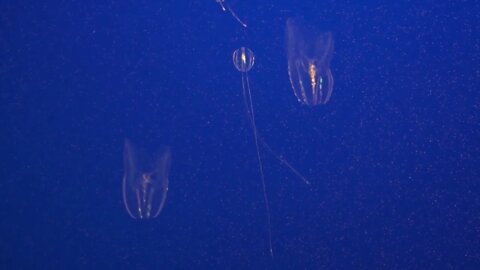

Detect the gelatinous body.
[
  {"left": 232, "top": 47, "right": 309, "bottom": 257},
  {"left": 233, "top": 47, "right": 254, "bottom": 72},
  {"left": 233, "top": 47, "right": 273, "bottom": 256},
  {"left": 123, "top": 139, "right": 171, "bottom": 219},
  {"left": 286, "top": 19, "right": 334, "bottom": 105}
]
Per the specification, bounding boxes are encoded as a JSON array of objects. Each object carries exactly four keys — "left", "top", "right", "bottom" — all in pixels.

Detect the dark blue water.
[{"left": 1, "top": 0, "right": 478, "bottom": 269}]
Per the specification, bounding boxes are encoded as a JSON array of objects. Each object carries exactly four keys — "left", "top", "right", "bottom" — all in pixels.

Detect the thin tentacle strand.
[{"left": 242, "top": 72, "right": 274, "bottom": 257}]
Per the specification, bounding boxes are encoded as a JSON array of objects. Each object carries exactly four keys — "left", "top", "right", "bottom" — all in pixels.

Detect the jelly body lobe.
[
  {"left": 123, "top": 140, "right": 171, "bottom": 219},
  {"left": 286, "top": 19, "right": 334, "bottom": 105}
]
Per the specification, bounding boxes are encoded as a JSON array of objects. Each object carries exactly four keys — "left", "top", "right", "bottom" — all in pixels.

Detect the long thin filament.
[
  {"left": 261, "top": 142, "right": 311, "bottom": 185},
  {"left": 240, "top": 77, "right": 310, "bottom": 186},
  {"left": 242, "top": 72, "right": 273, "bottom": 257},
  {"left": 217, "top": 0, "right": 247, "bottom": 27}
]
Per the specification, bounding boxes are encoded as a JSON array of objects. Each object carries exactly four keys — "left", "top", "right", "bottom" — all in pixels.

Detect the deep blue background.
[{"left": 1, "top": 0, "right": 479, "bottom": 269}]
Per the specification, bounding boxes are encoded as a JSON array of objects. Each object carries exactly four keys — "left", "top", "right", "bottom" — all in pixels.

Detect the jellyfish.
[
  {"left": 286, "top": 19, "right": 335, "bottom": 105},
  {"left": 123, "top": 139, "right": 171, "bottom": 219},
  {"left": 232, "top": 47, "right": 310, "bottom": 257}
]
